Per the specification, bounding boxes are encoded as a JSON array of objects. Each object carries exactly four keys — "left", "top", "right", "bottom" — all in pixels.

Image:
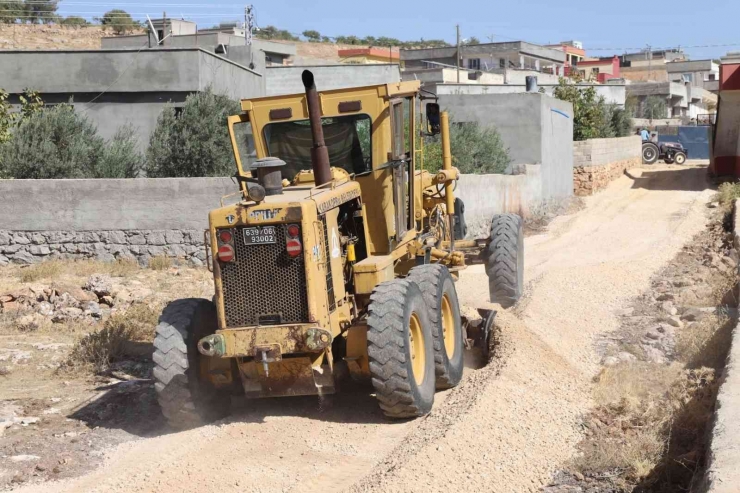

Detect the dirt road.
[{"left": 18, "top": 164, "right": 713, "bottom": 493}]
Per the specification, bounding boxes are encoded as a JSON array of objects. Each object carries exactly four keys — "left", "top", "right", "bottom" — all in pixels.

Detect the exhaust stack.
[{"left": 301, "top": 70, "right": 332, "bottom": 187}]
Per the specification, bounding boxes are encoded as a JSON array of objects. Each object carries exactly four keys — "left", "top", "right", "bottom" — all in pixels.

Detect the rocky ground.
[
  {"left": 0, "top": 261, "right": 213, "bottom": 489},
  {"left": 0, "top": 163, "right": 722, "bottom": 493}
]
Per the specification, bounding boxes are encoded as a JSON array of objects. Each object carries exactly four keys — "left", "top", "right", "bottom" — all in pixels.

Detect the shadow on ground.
[{"left": 628, "top": 165, "right": 714, "bottom": 193}]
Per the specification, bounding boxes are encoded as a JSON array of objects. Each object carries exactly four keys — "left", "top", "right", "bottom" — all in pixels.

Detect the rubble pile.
[{"left": 0, "top": 274, "right": 153, "bottom": 328}]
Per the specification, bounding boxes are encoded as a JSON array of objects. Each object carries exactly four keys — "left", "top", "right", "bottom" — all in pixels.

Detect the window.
[
  {"left": 263, "top": 115, "right": 372, "bottom": 180},
  {"left": 231, "top": 120, "right": 257, "bottom": 170},
  {"left": 173, "top": 107, "right": 184, "bottom": 119},
  {"left": 709, "top": 74, "right": 716, "bottom": 81},
  {"left": 499, "top": 58, "right": 506, "bottom": 68},
  {"left": 682, "top": 73, "right": 693, "bottom": 83},
  {"left": 467, "top": 58, "right": 481, "bottom": 70},
  {"left": 157, "top": 30, "right": 164, "bottom": 44},
  {"left": 592, "top": 67, "right": 600, "bottom": 76}
]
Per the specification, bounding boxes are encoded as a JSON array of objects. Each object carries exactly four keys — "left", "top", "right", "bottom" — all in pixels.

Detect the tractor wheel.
[
  {"left": 642, "top": 143, "right": 659, "bottom": 164},
  {"left": 485, "top": 214, "right": 524, "bottom": 308},
  {"left": 153, "top": 298, "right": 229, "bottom": 429},
  {"left": 674, "top": 152, "right": 687, "bottom": 165},
  {"left": 407, "top": 264, "right": 464, "bottom": 390},
  {"left": 367, "top": 279, "right": 435, "bottom": 419}
]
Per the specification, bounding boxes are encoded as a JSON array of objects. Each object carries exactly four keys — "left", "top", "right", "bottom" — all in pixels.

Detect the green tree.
[
  {"left": 553, "top": 77, "right": 633, "bottom": 141},
  {"left": 335, "top": 35, "right": 361, "bottom": 45},
  {"left": 302, "top": 29, "right": 321, "bottom": 42},
  {"left": 610, "top": 106, "right": 633, "bottom": 137},
  {"left": 22, "top": 0, "right": 57, "bottom": 24},
  {"left": 96, "top": 124, "right": 144, "bottom": 178},
  {"left": 145, "top": 89, "right": 240, "bottom": 177},
  {"left": 424, "top": 118, "right": 511, "bottom": 174},
  {"left": 643, "top": 96, "right": 668, "bottom": 120},
  {"left": 464, "top": 36, "right": 480, "bottom": 45},
  {"left": 0, "top": 105, "right": 104, "bottom": 178},
  {"left": 99, "top": 9, "right": 139, "bottom": 34},
  {"left": 61, "top": 15, "right": 88, "bottom": 26},
  {"left": 0, "top": 1, "right": 25, "bottom": 23},
  {"left": 0, "top": 89, "right": 13, "bottom": 144}
]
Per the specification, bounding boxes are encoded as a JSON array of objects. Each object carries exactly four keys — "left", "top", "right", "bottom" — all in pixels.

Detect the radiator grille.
[
  {"left": 221, "top": 225, "right": 309, "bottom": 328},
  {"left": 320, "top": 215, "right": 336, "bottom": 312}
]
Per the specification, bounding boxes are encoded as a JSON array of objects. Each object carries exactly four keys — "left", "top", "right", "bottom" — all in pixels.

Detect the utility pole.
[
  {"left": 245, "top": 5, "right": 254, "bottom": 45},
  {"left": 456, "top": 24, "right": 461, "bottom": 83},
  {"left": 646, "top": 44, "right": 652, "bottom": 82}
]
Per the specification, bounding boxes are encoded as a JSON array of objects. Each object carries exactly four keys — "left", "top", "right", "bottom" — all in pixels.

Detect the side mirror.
[{"left": 426, "top": 102, "right": 441, "bottom": 135}]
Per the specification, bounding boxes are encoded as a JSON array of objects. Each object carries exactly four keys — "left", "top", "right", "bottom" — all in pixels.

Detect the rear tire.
[
  {"left": 642, "top": 143, "right": 659, "bottom": 164},
  {"left": 485, "top": 214, "right": 524, "bottom": 308},
  {"left": 674, "top": 152, "right": 687, "bottom": 165},
  {"left": 407, "top": 264, "right": 464, "bottom": 390},
  {"left": 153, "top": 298, "right": 229, "bottom": 429},
  {"left": 367, "top": 279, "right": 435, "bottom": 419}
]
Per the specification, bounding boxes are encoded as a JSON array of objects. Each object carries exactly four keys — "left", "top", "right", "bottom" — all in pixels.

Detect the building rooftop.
[
  {"left": 400, "top": 41, "right": 566, "bottom": 63},
  {"left": 338, "top": 47, "right": 399, "bottom": 61}
]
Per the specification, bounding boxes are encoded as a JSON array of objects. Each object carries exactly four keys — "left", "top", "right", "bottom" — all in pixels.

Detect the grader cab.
[{"left": 153, "top": 71, "right": 524, "bottom": 429}]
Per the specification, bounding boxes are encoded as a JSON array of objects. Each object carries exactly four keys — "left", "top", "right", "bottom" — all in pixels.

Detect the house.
[
  {"left": 666, "top": 59, "right": 720, "bottom": 93},
  {"left": 626, "top": 81, "right": 717, "bottom": 120},
  {"left": 619, "top": 49, "right": 687, "bottom": 83},
  {"left": 576, "top": 56, "right": 621, "bottom": 83},
  {"left": 546, "top": 41, "right": 586, "bottom": 76},
  {"left": 101, "top": 21, "right": 297, "bottom": 70},
  {"left": 0, "top": 48, "right": 264, "bottom": 151},
  {"left": 401, "top": 41, "right": 567, "bottom": 76},
  {"left": 710, "top": 52, "right": 740, "bottom": 176},
  {"left": 338, "top": 47, "right": 399, "bottom": 64}
]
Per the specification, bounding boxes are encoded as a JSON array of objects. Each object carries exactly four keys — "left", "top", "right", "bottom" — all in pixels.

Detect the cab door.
[{"left": 389, "top": 97, "right": 416, "bottom": 245}]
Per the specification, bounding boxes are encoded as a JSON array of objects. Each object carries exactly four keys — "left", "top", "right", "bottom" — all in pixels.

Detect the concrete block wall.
[
  {"left": 0, "top": 171, "right": 546, "bottom": 264},
  {"left": 573, "top": 136, "right": 642, "bottom": 196},
  {"left": 0, "top": 177, "right": 236, "bottom": 266}
]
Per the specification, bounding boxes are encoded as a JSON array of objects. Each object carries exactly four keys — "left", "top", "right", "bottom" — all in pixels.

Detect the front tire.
[
  {"left": 153, "top": 298, "right": 229, "bottom": 429},
  {"left": 407, "top": 264, "right": 464, "bottom": 390},
  {"left": 367, "top": 279, "right": 435, "bottom": 419},
  {"left": 674, "top": 152, "right": 687, "bottom": 165},
  {"left": 485, "top": 214, "right": 524, "bottom": 308}
]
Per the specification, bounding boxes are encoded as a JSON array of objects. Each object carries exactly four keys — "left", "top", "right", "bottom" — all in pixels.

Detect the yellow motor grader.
[{"left": 153, "top": 70, "right": 524, "bottom": 428}]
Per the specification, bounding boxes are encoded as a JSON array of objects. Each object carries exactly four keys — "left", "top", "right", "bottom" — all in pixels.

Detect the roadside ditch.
[{"left": 544, "top": 196, "right": 738, "bottom": 493}]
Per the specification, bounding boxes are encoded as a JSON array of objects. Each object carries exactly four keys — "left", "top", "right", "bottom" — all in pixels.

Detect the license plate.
[{"left": 243, "top": 226, "right": 277, "bottom": 245}]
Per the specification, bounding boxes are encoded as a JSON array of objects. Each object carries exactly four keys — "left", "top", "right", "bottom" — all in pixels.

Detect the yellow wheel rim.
[
  {"left": 441, "top": 294, "right": 456, "bottom": 358},
  {"left": 409, "top": 312, "right": 426, "bottom": 385}
]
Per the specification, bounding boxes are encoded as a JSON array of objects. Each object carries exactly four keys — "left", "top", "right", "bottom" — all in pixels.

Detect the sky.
[{"left": 56, "top": 0, "right": 740, "bottom": 60}]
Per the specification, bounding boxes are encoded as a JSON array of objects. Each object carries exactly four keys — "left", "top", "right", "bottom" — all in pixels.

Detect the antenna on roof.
[{"left": 146, "top": 15, "right": 159, "bottom": 47}]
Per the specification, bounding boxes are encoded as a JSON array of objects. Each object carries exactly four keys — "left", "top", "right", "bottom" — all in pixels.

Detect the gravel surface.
[{"left": 14, "top": 164, "right": 713, "bottom": 493}]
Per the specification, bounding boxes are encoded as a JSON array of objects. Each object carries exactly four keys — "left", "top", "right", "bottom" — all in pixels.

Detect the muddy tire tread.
[
  {"left": 367, "top": 280, "right": 433, "bottom": 419},
  {"left": 485, "top": 213, "right": 523, "bottom": 308},
  {"left": 153, "top": 298, "right": 225, "bottom": 429}
]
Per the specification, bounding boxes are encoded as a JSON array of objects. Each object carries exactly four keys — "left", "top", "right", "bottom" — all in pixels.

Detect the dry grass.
[
  {"left": 63, "top": 303, "right": 160, "bottom": 372},
  {"left": 574, "top": 362, "right": 683, "bottom": 482},
  {"left": 715, "top": 182, "right": 740, "bottom": 210},
  {"left": 18, "top": 261, "right": 64, "bottom": 283},
  {"left": 15, "top": 258, "right": 140, "bottom": 284},
  {"left": 148, "top": 255, "right": 171, "bottom": 271},
  {"left": 676, "top": 310, "right": 734, "bottom": 369}
]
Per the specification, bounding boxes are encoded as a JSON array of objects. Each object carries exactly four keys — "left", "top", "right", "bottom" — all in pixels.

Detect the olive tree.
[{"left": 145, "top": 89, "right": 240, "bottom": 177}]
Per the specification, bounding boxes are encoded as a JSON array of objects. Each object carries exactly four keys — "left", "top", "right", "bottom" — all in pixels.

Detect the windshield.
[{"left": 263, "top": 114, "right": 372, "bottom": 181}]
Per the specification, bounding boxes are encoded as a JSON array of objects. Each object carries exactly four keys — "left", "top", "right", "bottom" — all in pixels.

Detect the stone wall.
[
  {"left": 573, "top": 136, "right": 642, "bottom": 196},
  {"left": 0, "top": 230, "right": 206, "bottom": 266}
]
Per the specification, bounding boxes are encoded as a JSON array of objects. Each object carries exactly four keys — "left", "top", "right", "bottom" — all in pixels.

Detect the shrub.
[
  {"left": 145, "top": 89, "right": 240, "bottom": 177},
  {"left": 643, "top": 96, "right": 668, "bottom": 120},
  {"left": 424, "top": 119, "right": 511, "bottom": 174},
  {"left": 0, "top": 105, "right": 105, "bottom": 179},
  {"left": 60, "top": 16, "right": 88, "bottom": 27},
  {"left": 553, "top": 77, "right": 634, "bottom": 141},
  {"left": 95, "top": 124, "right": 144, "bottom": 178}
]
